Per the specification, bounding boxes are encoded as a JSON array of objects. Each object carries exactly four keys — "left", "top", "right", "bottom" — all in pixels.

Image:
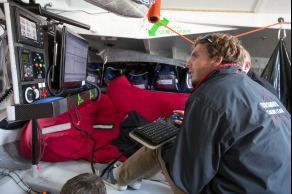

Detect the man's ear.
[
  {"left": 214, "top": 56, "right": 223, "bottom": 66},
  {"left": 243, "top": 61, "right": 251, "bottom": 72}
]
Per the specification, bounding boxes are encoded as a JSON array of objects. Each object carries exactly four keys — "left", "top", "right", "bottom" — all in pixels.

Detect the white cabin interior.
[{"left": 0, "top": 0, "right": 291, "bottom": 193}]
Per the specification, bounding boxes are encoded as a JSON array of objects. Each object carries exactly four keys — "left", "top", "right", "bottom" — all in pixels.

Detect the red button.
[{"left": 43, "top": 89, "right": 48, "bottom": 97}]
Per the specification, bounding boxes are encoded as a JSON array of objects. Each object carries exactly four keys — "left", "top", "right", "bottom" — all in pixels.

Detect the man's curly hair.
[{"left": 193, "top": 33, "right": 245, "bottom": 66}]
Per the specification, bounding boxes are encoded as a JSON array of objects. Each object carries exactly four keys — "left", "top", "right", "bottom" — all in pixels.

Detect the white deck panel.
[{"left": 19, "top": 160, "right": 172, "bottom": 194}]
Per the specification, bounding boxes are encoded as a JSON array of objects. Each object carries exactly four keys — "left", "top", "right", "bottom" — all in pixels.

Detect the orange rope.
[
  {"left": 158, "top": 21, "right": 291, "bottom": 44},
  {"left": 235, "top": 22, "right": 291, "bottom": 38},
  {"left": 158, "top": 21, "right": 195, "bottom": 44}
]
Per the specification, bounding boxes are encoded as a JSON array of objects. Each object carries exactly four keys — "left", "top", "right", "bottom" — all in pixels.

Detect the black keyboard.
[{"left": 133, "top": 119, "right": 179, "bottom": 145}]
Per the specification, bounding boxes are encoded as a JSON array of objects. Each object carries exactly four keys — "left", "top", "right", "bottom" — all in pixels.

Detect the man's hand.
[{"left": 173, "top": 110, "right": 184, "bottom": 126}]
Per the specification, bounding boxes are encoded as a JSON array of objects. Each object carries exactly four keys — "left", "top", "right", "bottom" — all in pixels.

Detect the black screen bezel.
[
  {"left": 15, "top": 8, "right": 42, "bottom": 48},
  {"left": 53, "top": 26, "right": 89, "bottom": 92}
]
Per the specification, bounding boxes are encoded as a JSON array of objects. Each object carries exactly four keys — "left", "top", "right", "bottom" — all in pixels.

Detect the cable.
[
  {"left": 46, "top": 7, "right": 110, "bottom": 16},
  {"left": 0, "top": 20, "right": 6, "bottom": 38},
  {"left": 0, "top": 25, "right": 6, "bottom": 38},
  {"left": 0, "top": 34, "right": 12, "bottom": 103},
  {"left": 68, "top": 109, "right": 96, "bottom": 174},
  {"left": 45, "top": 65, "right": 64, "bottom": 96},
  {"left": 99, "top": 48, "right": 108, "bottom": 86},
  {"left": 0, "top": 169, "right": 38, "bottom": 194},
  {"left": 234, "top": 22, "right": 291, "bottom": 38},
  {"left": 34, "top": 120, "right": 46, "bottom": 164},
  {"left": 85, "top": 81, "right": 101, "bottom": 102},
  {"left": 0, "top": 87, "right": 13, "bottom": 103},
  {"left": 158, "top": 21, "right": 291, "bottom": 45},
  {"left": 158, "top": 21, "right": 195, "bottom": 44}
]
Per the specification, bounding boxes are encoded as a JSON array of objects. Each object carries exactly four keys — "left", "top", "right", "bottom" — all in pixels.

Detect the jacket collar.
[{"left": 191, "top": 63, "right": 241, "bottom": 93}]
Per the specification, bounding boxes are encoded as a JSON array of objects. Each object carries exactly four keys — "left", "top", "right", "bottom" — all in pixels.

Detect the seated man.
[{"left": 96, "top": 33, "right": 291, "bottom": 194}]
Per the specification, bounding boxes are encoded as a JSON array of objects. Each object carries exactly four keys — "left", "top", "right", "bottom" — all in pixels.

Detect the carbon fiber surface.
[{"left": 8, "top": 89, "right": 98, "bottom": 121}]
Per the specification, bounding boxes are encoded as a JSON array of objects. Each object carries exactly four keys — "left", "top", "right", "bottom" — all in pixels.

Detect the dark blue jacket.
[{"left": 162, "top": 65, "right": 291, "bottom": 194}]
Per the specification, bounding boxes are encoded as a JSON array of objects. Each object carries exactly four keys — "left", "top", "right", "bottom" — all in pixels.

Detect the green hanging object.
[
  {"left": 89, "top": 90, "right": 94, "bottom": 99},
  {"left": 78, "top": 94, "right": 84, "bottom": 105}
]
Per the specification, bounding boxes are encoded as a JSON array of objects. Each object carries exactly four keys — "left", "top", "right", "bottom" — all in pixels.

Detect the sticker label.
[{"left": 139, "top": 0, "right": 157, "bottom": 5}]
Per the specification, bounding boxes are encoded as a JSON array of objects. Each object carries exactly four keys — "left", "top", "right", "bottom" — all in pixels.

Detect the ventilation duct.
[{"left": 84, "top": 0, "right": 149, "bottom": 18}]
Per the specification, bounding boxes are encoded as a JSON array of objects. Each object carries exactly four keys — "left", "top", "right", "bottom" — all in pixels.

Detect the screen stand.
[
  {"left": 6, "top": 89, "right": 99, "bottom": 178},
  {"left": 31, "top": 119, "right": 39, "bottom": 178}
]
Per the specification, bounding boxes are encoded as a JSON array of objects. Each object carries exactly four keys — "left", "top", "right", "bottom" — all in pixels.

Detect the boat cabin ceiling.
[{"left": 21, "top": 0, "right": 290, "bottom": 64}]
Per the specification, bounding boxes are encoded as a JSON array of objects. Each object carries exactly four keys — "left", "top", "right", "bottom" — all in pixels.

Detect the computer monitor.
[{"left": 52, "top": 26, "right": 89, "bottom": 93}]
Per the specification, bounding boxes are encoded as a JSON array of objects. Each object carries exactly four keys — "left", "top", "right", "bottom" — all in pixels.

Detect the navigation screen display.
[
  {"left": 21, "top": 53, "right": 30, "bottom": 63},
  {"left": 64, "top": 31, "right": 88, "bottom": 83},
  {"left": 20, "top": 16, "right": 37, "bottom": 41}
]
